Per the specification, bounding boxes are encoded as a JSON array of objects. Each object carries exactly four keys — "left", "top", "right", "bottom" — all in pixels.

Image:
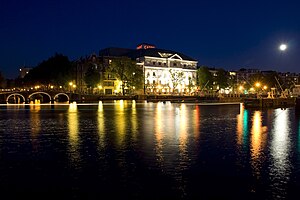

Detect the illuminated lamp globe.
[{"left": 279, "top": 44, "right": 287, "bottom": 51}]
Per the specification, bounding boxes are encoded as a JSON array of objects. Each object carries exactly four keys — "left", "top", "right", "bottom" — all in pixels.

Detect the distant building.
[
  {"left": 235, "top": 68, "right": 260, "bottom": 85},
  {"left": 19, "top": 67, "right": 32, "bottom": 78},
  {"left": 278, "top": 72, "right": 299, "bottom": 87},
  {"left": 75, "top": 43, "right": 198, "bottom": 95}
]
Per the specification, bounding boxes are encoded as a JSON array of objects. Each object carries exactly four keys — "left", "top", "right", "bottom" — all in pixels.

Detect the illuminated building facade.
[
  {"left": 103, "top": 44, "right": 197, "bottom": 94},
  {"left": 75, "top": 44, "right": 198, "bottom": 95},
  {"left": 134, "top": 47, "right": 198, "bottom": 94}
]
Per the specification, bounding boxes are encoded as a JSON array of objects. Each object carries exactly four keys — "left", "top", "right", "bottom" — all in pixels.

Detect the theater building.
[{"left": 76, "top": 43, "right": 198, "bottom": 95}]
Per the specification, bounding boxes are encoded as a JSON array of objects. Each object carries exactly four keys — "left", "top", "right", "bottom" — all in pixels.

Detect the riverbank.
[
  {"left": 74, "top": 94, "right": 242, "bottom": 104},
  {"left": 243, "top": 97, "right": 296, "bottom": 109}
]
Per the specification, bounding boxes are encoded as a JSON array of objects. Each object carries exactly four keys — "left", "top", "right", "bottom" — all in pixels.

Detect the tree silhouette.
[
  {"left": 84, "top": 63, "right": 101, "bottom": 89},
  {"left": 0, "top": 71, "right": 5, "bottom": 88},
  {"left": 24, "top": 53, "right": 73, "bottom": 87},
  {"left": 109, "top": 57, "right": 143, "bottom": 95},
  {"left": 196, "top": 66, "right": 213, "bottom": 90}
]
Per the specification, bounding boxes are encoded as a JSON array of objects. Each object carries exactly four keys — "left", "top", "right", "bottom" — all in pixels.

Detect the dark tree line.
[
  {"left": 0, "top": 71, "right": 5, "bottom": 88},
  {"left": 196, "top": 66, "right": 230, "bottom": 91},
  {"left": 23, "top": 53, "right": 73, "bottom": 87}
]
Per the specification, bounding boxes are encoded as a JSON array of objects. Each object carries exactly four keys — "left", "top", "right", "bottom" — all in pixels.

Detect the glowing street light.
[
  {"left": 69, "top": 82, "right": 74, "bottom": 93},
  {"left": 279, "top": 44, "right": 287, "bottom": 51},
  {"left": 263, "top": 85, "right": 268, "bottom": 90}
]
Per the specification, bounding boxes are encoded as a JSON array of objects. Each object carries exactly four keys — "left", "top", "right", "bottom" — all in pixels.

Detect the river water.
[{"left": 0, "top": 101, "right": 299, "bottom": 199}]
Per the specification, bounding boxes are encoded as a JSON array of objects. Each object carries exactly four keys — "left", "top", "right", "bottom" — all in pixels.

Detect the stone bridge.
[{"left": 0, "top": 91, "right": 81, "bottom": 104}]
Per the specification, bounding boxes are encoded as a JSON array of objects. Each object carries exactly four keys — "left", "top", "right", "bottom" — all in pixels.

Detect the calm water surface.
[{"left": 0, "top": 101, "right": 300, "bottom": 199}]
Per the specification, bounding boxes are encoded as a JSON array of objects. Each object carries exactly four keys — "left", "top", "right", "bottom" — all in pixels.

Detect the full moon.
[{"left": 279, "top": 44, "right": 287, "bottom": 51}]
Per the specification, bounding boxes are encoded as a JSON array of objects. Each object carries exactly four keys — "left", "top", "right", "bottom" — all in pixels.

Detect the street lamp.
[
  {"left": 98, "top": 85, "right": 102, "bottom": 94},
  {"left": 239, "top": 85, "right": 244, "bottom": 94},
  {"left": 263, "top": 85, "right": 268, "bottom": 90},
  {"left": 69, "top": 82, "right": 74, "bottom": 93},
  {"left": 255, "top": 82, "right": 261, "bottom": 98}
]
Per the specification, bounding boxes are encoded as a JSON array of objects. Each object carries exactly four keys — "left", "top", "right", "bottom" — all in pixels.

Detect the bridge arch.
[
  {"left": 28, "top": 92, "right": 52, "bottom": 103},
  {"left": 6, "top": 93, "right": 26, "bottom": 104},
  {"left": 53, "top": 93, "right": 70, "bottom": 102}
]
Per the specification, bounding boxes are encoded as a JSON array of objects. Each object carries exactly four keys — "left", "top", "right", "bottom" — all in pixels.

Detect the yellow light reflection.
[
  {"left": 115, "top": 100, "right": 126, "bottom": 146},
  {"left": 30, "top": 109, "right": 41, "bottom": 135},
  {"left": 98, "top": 101, "right": 103, "bottom": 112},
  {"left": 236, "top": 104, "right": 244, "bottom": 145},
  {"left": 250, "top": 111, "right": 267, "bottom": 178},
  {"left": 29, "top": 103, "right": 41, "bottom": 112},
  {"left": 132, "top": 100, "right": 136, "bottom": 108},
  {"left": 29, "top": 104, "right": 41, "bottom": 152},
  {"left": 68, "top": 102, "right": 79, "bottom": 158},
  {"left": 176, "top": 104, "right": 188, "bottom": 167},
  {"left": 154, "top": 102, "right": 164, "bottom": 164},
  {"left": 193, "top": 105, "right": 200, "bottom": 141},
  {"left": 98, "top": 101, "right": 105, "bottom": 148},
  {"left": 179, "top": 104, "right": 188, "bottom": 152},
  {"left": 131, "top": 100, "right": 138, "bottom": 141}
]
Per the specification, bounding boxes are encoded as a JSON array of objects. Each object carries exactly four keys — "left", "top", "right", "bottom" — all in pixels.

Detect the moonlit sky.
[{"left": 0, "top": 0, "right": 299, "bottom": 79}]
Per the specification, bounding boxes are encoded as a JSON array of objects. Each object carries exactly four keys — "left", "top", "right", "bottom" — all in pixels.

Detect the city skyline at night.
[{"left": 1, "top": 0, "right": 299, "bottom": 79}]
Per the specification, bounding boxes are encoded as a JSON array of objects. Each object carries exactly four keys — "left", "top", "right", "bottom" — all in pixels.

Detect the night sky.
[{"left": 1, "top": 0, "right": 299, "bottom": 79}]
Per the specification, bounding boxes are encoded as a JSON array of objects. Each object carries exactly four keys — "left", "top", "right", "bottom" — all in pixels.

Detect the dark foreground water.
[{"left": 0, "top": 101, "right": 300, "bottom": 199}]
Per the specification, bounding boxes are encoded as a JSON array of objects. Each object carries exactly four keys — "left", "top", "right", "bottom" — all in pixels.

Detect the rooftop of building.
[{"left": 98, "top": 44, "right": 197, "bottom": 62}]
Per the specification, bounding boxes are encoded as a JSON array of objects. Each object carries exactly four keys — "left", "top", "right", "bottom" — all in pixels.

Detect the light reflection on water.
[
  {"left": 68, "top": 102, "right": 80, "bottom": 165},
  {"left": 250, "top": 110, "right": 267, "bottom": 178},
  {"left": 131, "top": 100, "right": 138, "bottom": 141},
  {"left": 0, "top": 101, "right": 299, "bottom": 199},
  {"left": 269, "top": 109, "right": 292, "bottom": 198},
  {"left": 97, "top": 101, "right": 105, "bottom": 148},
  {"left": 154, "top": 102, "right": 164, "bottom": 165},
  {"left": 114, "top": 100, "right": 126, "bottom": 146}
]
